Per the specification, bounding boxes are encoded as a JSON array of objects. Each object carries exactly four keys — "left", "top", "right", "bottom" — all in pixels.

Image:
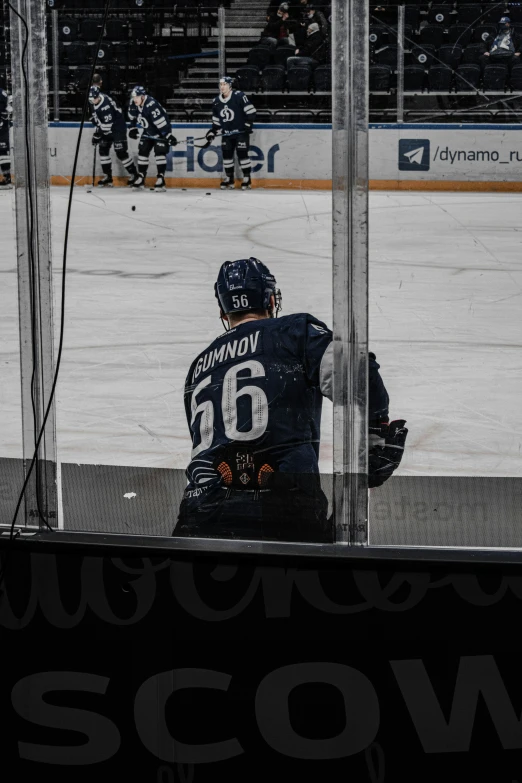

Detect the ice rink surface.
[{"left": 1, "top": 186, "right": 521, "bottom": 477}]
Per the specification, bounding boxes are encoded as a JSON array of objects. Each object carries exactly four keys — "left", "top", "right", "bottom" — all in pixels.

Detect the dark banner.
[{"left": 1, "top": 539, "right": 522, "bottom": 781}]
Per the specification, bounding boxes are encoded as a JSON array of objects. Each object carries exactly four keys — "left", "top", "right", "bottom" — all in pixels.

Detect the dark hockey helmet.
[
  {"left": 88, "top": 85, "right": 101, "bottom": 104},
  {"left": 215, "top": 258, "right": 282, "bottom": 316},
  {"left": 131, "top": 85, "right": 147, "bottom": 98},
  {"left": 219, "top": 75, "right": 236, "bottom": 89}
]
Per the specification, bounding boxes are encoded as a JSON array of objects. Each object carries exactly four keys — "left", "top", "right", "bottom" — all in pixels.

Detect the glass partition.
[
  {"left": 368, "top": 4, "right": 522, "bottom": 546},
  {"left": 5, "top": 0, "right": 521, "bottom": 551},
  {"left": 0, "top": 3, "right": 23, "bottom": 527}
]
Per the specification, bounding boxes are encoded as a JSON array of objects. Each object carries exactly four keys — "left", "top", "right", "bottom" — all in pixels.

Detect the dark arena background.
[{"left": 1, "top": 0, "right": 522, "bottom": 780}]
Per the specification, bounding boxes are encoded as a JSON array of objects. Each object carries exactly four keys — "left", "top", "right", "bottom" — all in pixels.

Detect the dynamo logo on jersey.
[
  {"left": 168, "top": 138, "right": 280, "bottom": 174},
  {"left": 220, "top": 106, "right": 235, "bottom": 123},
  {"left": 398, "top": 139, "right": 430, "bottom": 171}
]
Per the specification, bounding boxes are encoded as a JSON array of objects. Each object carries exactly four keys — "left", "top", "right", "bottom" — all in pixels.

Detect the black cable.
[{"left": 1, "top": 0, "right": 112, "bottom": 593}]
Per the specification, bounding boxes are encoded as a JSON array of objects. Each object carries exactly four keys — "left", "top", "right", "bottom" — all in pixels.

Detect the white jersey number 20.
[{"left": 190, "top": 360, "right": 268, "bottom": 457}]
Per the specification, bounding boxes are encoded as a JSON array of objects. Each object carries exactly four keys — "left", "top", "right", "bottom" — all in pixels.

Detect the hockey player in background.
[
  {"left": 174, "top": 257, "right": 408, "bottom": 543},
  {"left": 128, "top": 85, "right": 177, "bottom": 192},
  {"left": 89, "top": 86, "right": 139, "bottom": 187},
  {"left": 206, "top": 76, "right": 256, "bottom": 190},
  {"left": 0, "top": 87, "right": 12, "bottom": 190}
]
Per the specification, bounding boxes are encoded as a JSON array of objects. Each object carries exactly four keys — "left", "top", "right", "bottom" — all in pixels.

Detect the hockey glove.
[
  {"left": 128, "top": 127, "right": 140, "bottom": 140},
  {"left": 165, "top": 132, "right": 178, "bottom": 147},
  {"left": 245, "top": 123, "right": 253, "bottom": 134},
  {"left": 92, "top": 131, "right": 102, "bottom": 146},
  {"left": 368, "top": 420, "right": 408, "bottom": 488},
  {"left": 205, "top": 129, "right": 216, "bottom": 142}
]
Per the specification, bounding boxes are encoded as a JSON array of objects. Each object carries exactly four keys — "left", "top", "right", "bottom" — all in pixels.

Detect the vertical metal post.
[
  {"left": 10, "top": 0, "right": 57, "bottom": 528},
  {"left": 397, "top": 5, "right": 405, "bottom": 124},
  {"left": 331, "top": 0, "right": 369, "bottom": 545},
  {"left": 52, "top": 8, "right": 60, "bottom": 122},
  {"left": 218, "top": 4, "right": 225, "bottom": 81}
]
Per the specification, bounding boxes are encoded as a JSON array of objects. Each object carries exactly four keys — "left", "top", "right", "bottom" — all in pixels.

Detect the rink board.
[
  {"left": 2, "top": 530, "right": 522, "bottom": 781},
  {"left": 46, "top": 122, "right": 522, "bottom": 189}
]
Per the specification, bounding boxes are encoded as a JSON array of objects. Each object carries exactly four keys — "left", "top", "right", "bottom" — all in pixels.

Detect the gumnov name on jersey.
[{"left": 192, "top": 330, "right": 261, "bottom": 383}]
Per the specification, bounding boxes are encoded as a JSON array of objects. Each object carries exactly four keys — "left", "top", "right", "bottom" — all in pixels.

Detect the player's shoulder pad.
[{"left": 276, "top": 312, "right": 332, "bottom": 339}]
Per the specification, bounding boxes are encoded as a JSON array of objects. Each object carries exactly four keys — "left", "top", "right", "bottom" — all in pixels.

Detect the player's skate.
[
  {"left": 131, "top": 174, "right": 145, "bottom": 189},
  {"left": 0, "top": 174, "right": 13, "bottom": 189},
  {"left": 241, "top": 176, "right": 251, "bottom": 191},
  {"left": 97, "top": 175, "right": 113, "bottom": 188},
  {"left": 220, "top": 176, "right": 234, "bottom": 190},
  {"left": 152, "top": 175, "right": 166, "bottom": 192}
]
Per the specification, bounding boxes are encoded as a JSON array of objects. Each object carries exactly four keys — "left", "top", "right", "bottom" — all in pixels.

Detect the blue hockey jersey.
[
  {"left": 128, "top": 95, "right": 171, "bottom": 139},
  {"left": 91, "top": 93, "right": 126, "bottom": 137},
  {"left": 211, "top": 90, "right": 256, "bottom": 136},
  {"left": 183, "top": 313, "right": 389, "bottom": 495}
]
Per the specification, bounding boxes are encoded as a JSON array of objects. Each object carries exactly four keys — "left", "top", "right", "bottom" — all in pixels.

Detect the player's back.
[
  {"left": 184, "top": 312, "right": 332, "bottom": 492},
  {"left": 94, "top": 93, "right": 125, "bottom": 134}
]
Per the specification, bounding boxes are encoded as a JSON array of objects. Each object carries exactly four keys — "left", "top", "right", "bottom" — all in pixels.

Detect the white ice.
[{"left": 1, "top": 186, "right": 522, "bottom": 476}]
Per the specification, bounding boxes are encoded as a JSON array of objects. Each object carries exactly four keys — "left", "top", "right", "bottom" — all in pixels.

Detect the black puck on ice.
[
  {"left": 206, "top": 192, "right": 211, "bottom": 195},
  {"left": 132, "top": 205, "right": 136, "bottom": 211}
]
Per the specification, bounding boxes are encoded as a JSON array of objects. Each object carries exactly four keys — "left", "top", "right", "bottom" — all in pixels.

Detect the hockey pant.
[
  {"left": 137, "top": 136, "right": 168, "bottom": 178},
  {"left": 174, "top": 479, "right": 332, "bottom": 544},
  {"left": 221, "top": 133, "right": 251, "bottom": 180},
  {"left": 98, "top": 134, "right": 136, "bottom": 178},
  {"left": 0, "top": 128, "right": 10, "bottom": 176}
]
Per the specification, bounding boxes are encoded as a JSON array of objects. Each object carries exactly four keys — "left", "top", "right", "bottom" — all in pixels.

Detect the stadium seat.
[
  {"left": 483, "top": 63, "right": 507, "bottom": 90},
  {"left": 404, "top": 64, "right": 425, "bottom": 91},
  {"left": 472, "top": 25, "right": 497, "bottom": 44},
  {"left": 369, "top": 63, "right": 392, "bottom": 91},
  {"left": 374, "top": 45, "right": 398, "bottom": 67},
  {"left": 113, "top": 41, "right": 129, "bottom": 65},
  {"left": 235, "top": 66, "right": 260, "bottom": 93},
  {"left": 247, "top": 47, "right": 272, "bottom": 69},
  {"left": 419, "top": 25, "right": 445, "bottom": 48},
  {"left": 456, "top": 5, "right": 482, "bottom": 26},
  {"left": 510, "top": 63, "right": 522, "bottom": 90},
  {"left": 286, "top": 67, "right": 311, "bottom": 92},
  {"left": 411, "top": 44, "right": 436, "bottom": 67},
  {"left": 92, "top": 42, "right": 112, "bottom": 64},
  {"left": 258, "top": 38, "right": 277, "bottom": 50},
  {"left": 446, "top": 25, "right": 472, "bottom": 47},
  {"left": 79, "top": 19, "right": 100, "bottom": 41},
  {"left": 428, "top": 4, "right": 454, "bottom": 25},
  {"left": 438, "top": 43, "right": 463, "bottom": 70},
  {"left": 58, "top": 65, "right": 72, "bottom": 90},
  {"left": 106, "top": 19, "right": 127, "bottom": 41},
  {"left": 461, "top": 43, "right": 487, "bottom": 64},
  {"left": 287, "top": 56, "right": 314, "bottom": 70},
  {"left": 273, "top": 45, "right": 296, "bottom": 67},
  {"left": 66, "top": 41, "right": 89, "bottom": 65},
  {"left": 369, "top": 25, "right": 386, "bottom": 48},
  {"left": 454, "top": 62, "right": 481, "bottom": 90},
  {"left": 58, "top": 18, "right": 78, "bottom": 42},
  {"left": 72, "top": 64, "right": 92, "bottom": 91},
  {"left": 261, "top": 64, "right": 285, "bottom": 91},
  {"left": 428, "top": 64, "right": 452, "bottom": 90},
  {"left": 313, "top": 64, "right": 331, "bottom": 91}
]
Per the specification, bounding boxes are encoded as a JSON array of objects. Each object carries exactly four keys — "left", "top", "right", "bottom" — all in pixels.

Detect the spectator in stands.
[
  {"left": 262, "top": 2, "right": 300, "bottom": 45},
  {"left": 301, "top": 2, "right": 329, "bottom": 35},
  {"left": 293, "top": 21, "right": 328, "bottom": 65},
  {"left": 480, "top": 16, "right": 521, "bottom": 71}
]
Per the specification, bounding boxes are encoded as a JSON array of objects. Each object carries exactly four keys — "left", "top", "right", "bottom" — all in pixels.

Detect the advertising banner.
[{"left": 48, "top": 123, "right": 522, "bottom": 189}]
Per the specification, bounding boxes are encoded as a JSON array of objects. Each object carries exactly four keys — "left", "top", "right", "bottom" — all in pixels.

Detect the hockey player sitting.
[
  {"left": 174, "top": 257, "right": 408, "bottom": 543},
  {"left": 206, "top": 76, "right": 257, "bottom": 191}
]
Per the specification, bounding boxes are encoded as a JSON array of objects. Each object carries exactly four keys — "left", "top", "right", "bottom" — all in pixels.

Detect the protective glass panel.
[
  {"left": 46, "top": 1, "right": 335, "bottom": 543},
  {"left": 368, "top": 5, "right": 522, "bottom": 547},
  {"left": 0, "top": 10, "right": 23, "bottom": 526}
]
